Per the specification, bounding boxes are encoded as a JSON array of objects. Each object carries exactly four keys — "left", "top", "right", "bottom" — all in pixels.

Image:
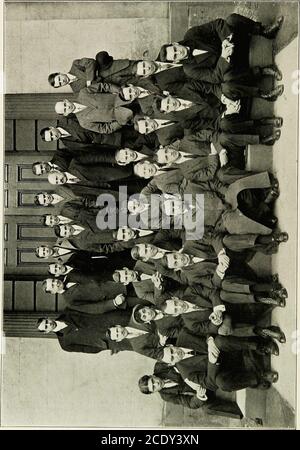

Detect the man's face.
[
  {"left": 45, "top": 215, "right": 60, "bottom": 227},
  {"left": 164, "top": 298, "right": 187, "bottom": 316},
  {"left": 162, "top": 346, "right": 185, "bottom": 364},
  {"left": 166, "top": 44, "right": 188, "bottom": 62},
  {"left": 121, "top": 86, "right": 140, "bottom": 101},
  {"left": 137, "top": 243, "right": 157, "bottom": 260},
  {"left": 148, "top": 376, "right": 164, "bottom": 393},
  {"left": 49, "top": 263, "right": 66, "bottom": 276},
  {"left": 58, "top": 224, "right": 73, "bottom": 238},
  {"left": 135, "top": 161, "right": 157, "bottom": 179},
  {"left": 163, "top": 198, "right": 183, "bottom": 217},
  {"left": 36, "top": 246, "right": 53, "bottom": 258},
  {"left": 48, "top": 171, "right": 67, "bottom": 185},
  {"left": 53, "top": 73, "right": 69, "bottom": 88},
  {"left": 136, "top": 61, "right": 157, "bottom": 77},
  {"left": 55, "top": 99, "right": 75, "bottom": 116},
  {"left": 156, "top": 147, "right": 179, "bottom": 165},
  {"left": 34, "top": 162, "right": 51, "bottom": 176},
  {"left": 116, "top": 227, "right": 136, "bottom": 242},
  {"left": 116, "top": 148, "right": 137, "bottom": 165},
  {"left": 44, "top": 127, "right": 61, "bottom": 142},
  {"left": 128, "top": 198, "right": 146, "bottom": 214},
  {"left": 36, "top": 193, "right": 53, "bottom": 206},
  {"left": 118, "top": 268, "right": 138, "bottom": 285},
  {"left": 45, "top": 278, "right": 64, "bottom": 294},
  {"left": 138, "top": 307, "right": 156, "bottom": 323},
  {"left": 160, "top": 96, "right": 180, "bottom": 113},
  {"left": 38, "top": 318, "right": 57, "bottom": 333},
  {"left": 109, "top": 325, "right": 128, "bottom": 342},
  {"left": 137, "top": 119, "right": 158, "bottom": 135},
  {"left": 166, "top": 252, "right": 189, "bottom": 269}
]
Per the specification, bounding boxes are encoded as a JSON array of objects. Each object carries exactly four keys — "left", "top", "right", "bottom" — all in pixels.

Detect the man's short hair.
[
  {"left": 112, "top": 271, "right": 121, "bottom": 283},
  {"left": 112, "top": 230, "right": 118, "bottom": 240},
  {"left": 159, "top": 44, "right": 169, "bottom": 62},
  {"left": 131, "top": 246, "right": 140, "bottom": 261},
  {"left": 42, "top": 280, "right": 50, "bottom": 294},
  {"left": 53, "top": 225, "right": 61, "bottom": 237},
  {"left": 40, "top": 127, "right": 50, "bottom": 141},
  {"left": 105, "top": 329, "right": 112, "bottom": 339},
  {"left": 37, "top": 318, "right": 46, "bottom": 332},
  {"left": 35, "top": 245, "right": 48, "bottom": 258},
  {"left": 32, "top": 162, "right": 43, "bottom": 175},
  {"left": 133, "top": 116, "right": 144, "bottom": 132},
  {"left": 48, "top": 73, "right": 59, "bottom": 87},
  {"left": 41, "top": 215, "right": 48, "bottom": 226},
  {"left": 138, "top": 375, "right": 151, "bottom": 394},
  {"left": 160, "top": 255, "right": 169, "bottom": 268},
  {"left": 155, "top": 97, "right": 164, "bottom": 112},
  {"left": 133, "top": 304, "right": 146, "bottom": 324}
]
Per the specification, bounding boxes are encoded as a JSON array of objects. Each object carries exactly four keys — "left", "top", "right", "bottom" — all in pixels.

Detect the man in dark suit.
[
  {"left": 53, "top": 223, "right": 159, "bottom": 254},
  {"left": 95, "top": 52, "right": 185, "bottom": 94},
  {"left": 106, "top": 318, "right": 166, "bottom": 360},
  {"left": 73, "top": 146, "right": 154, "bottom": 167},
  {"left": 37, "top": 309, "right": 133, "bottom": 354},
  {"left": 48, "top": 57, "right": 99, "bottom": 92},
  {"left": 112, "top": 260, "right": 180, "bottom": 305},
  {"left": 157, "top": 14, "right": 284, "bottom": 85},
  {"left": 138, "top": 361, "right": 215, "bottom": 408},
  {"left": 158, "top": 329, "right": 279, "bottom": 392},
  {"left": 42, "top": 277, "right": 130, "bottom": 314},
  {"left": 55, "top": 88, "right": 134, "bottom": 135},
  {"left": 40, "top": 116, "right": 131, "bottom": 150}
]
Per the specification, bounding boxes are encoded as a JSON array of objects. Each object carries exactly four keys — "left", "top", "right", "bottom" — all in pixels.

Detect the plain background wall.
[
  {"left": 1, "top": 337, "right": 164, "bottom": 427},
  {"left": 4, "top": 1, "right": 169, "bottom": 93},
  {"left": 2, "top": 1, "right": 169, "bottom": 427}
]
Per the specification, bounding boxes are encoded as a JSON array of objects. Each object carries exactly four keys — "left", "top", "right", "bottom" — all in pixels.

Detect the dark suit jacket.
[
  {"left": 60, "top": 201, "right": 99, "bottom": 232},
  {"left": 68, "top": 158, "right": 134, "bottom": 183},
  {"left": 175, "top": 329, "right": 220, "bottom": 391},
  {"left": 125, "top": 328, "right": 161, "bottom": 360},
  {"left": 55, "top": 308, "right": 133, "bottom": 354},
  {"left": 76, "top": 88, "right": 133, "bottom": 134},
  {"left": 57, "top": 116, "right": 122, "bottom": 149},
  {"left": 62, "top": 275, "right": 127, "bottom": 314},
  {"left": 74, "top": 145, "right": 154, "bottom": 166},
  {"left": 154, "top": 362, "right": 214, "bottom": 409},
  {"left": 177, "top": 20, "right": 233, "bottom": 84},
  {"left": 69, "top": 58, "right": 98, "bottom": 92}
]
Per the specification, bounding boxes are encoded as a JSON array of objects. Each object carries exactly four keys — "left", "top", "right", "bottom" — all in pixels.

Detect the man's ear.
[{"left": 117, "top": 161, "right": 126, "bottom": 166}]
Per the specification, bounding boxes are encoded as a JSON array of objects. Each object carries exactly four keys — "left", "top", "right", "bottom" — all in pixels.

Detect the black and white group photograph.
[{"left": 0, "top": 0, "right": 299, "bottom": 430}]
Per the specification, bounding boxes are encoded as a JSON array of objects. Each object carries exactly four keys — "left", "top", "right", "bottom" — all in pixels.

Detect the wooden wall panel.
[
  {"left": 5, "top": 120, "right": 14, "bottom": 151},
  {"left": 16, "top": 120, "right": 36, "bottom": 151},
  {"left": 14, "top": 281, "right": 35, "bottom": 311}
]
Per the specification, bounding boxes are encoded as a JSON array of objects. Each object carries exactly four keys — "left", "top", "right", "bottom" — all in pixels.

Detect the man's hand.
[
  {"left": 225, "top": 100, "right": 241, "bottom": 115},
  {"left": 152, "top": 272, "right": 163, "bottom": 290},
  {"left": 157, "top": 331, "right": 168, "bottom": 346},
  {"left": 196, "top": 386, "right": 208, "bottom": 400},
  {"left": 210, "top": 142, "right": 218, "bottom": 155},
  {"left": 209, "top": 311, "right": 223, "bottom": 326},
  {"left": 207, "top": 337, "right": 220, "bottom": 364},
  {"left": 114, "top": 294, "right": 126, "bottom": 306},
  {"left": 221, "top": 38, "right": 234, "bottom": 62},
  {"left": 219, "top": 149, "right": 228, "bottom": 167},
  {"left": 218, "top": 321, "right": 233, "bottom": 336},
  {"left": 218, "top": 252, "right": 230, "bottom": 271}
]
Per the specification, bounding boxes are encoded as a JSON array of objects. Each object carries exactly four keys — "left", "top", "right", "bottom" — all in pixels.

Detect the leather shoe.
[
  {"left": 255, "top": 326, "right": 286, "bottom": 343},
  {"left": 260, "top": 117, "right": 283, "bottom": 127},
  {"left": 257, "top": 339, "right": 279, "bottom": 356},
  {"left": 261, "top": 370, "right": 279, "bottom": 383},
  {"left": 261, "top": 130, "right": 281, "bottom": 145},
  {"left": 262, "top": 16, "right": 284, "bottom": 39},
  {"left": 257, "top": 296, "right": 286, "bottom": 307},
  {"left": 272, "top": 231, "right": 289, "bottom": 243},
  {"left": 261, "top": 85, "right": 284, "bottom": 101},
  {"left": 261, "top": 65, "right": 282, "bottom": 81}
]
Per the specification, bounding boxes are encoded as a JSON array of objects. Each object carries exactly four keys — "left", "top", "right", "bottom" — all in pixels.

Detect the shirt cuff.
[
  {"left": 216, "top": 268, "right": 225, "bottom": 279},
  {"left": 214, "top": 305, "right": 226, "bottom": 313}
]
